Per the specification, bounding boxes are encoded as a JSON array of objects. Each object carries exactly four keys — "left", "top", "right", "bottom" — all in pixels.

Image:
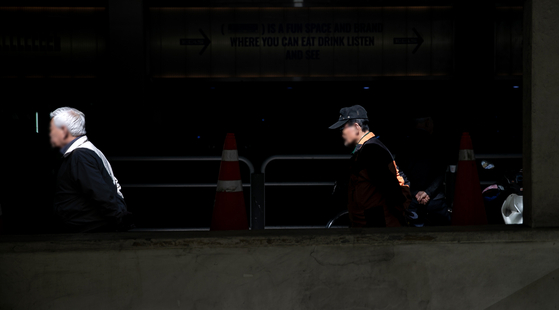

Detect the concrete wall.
[
  {"left": 2, "top": 228, "right": 559, "bottom": 310},
  {"left": 523, "top": 0, "right": 559, "bottom": 227}
]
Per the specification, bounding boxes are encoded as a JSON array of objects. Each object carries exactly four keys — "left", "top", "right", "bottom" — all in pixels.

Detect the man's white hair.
[{"left": 50, "top": 107, "right": 87, "bottom": 137}]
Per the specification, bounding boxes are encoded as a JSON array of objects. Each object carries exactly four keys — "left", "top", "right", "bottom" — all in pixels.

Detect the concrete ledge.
[
  {"left": 3, "top": 226, "right": 559, "bottom": 310},
  {"left": 2, "top": 225, "right": 559, "bottom": 253}
]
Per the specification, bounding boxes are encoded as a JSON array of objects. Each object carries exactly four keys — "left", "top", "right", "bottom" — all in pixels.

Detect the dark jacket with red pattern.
[{"left": 347, "top": 132, "right": 412, "bottom": 227}]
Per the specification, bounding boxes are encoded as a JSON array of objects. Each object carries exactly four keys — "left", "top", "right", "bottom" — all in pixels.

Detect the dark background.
[{"left": 0, "top": 0, "right": 523, "bottom": 233}]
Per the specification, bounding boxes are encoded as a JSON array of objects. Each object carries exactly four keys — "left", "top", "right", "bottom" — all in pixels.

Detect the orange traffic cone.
[
  {"left": 451, "top": 132, "right": 487, "bottom": 225},
  {"left": 210, "top": 133, "right": 248, "bottom": 231}
]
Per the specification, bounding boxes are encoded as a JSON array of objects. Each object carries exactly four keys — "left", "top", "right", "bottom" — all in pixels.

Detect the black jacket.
[
  {"left": 400, "top": 129, "right": 447, "bottom": 200},
  {"left": 54, "top": 148, "right": 127, "bottom": 232},
  {"left": 345, "top": 134, "right": 411, "bottom": 227}
]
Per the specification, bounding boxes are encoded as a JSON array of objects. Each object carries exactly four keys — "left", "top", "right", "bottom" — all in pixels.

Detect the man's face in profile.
[
  {"left": 49, "top": 119, "right": 66, "bottom": 148},
  {"left": 340, "top": 122, "right": 359, "bottom": 147}
]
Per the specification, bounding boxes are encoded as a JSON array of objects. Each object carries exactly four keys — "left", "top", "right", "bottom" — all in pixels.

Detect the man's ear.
[{"left": 61, "top": 126, "right": 70, "bottom": 139}]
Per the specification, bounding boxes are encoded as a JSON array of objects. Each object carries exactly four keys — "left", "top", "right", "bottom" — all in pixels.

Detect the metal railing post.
[{"left": 250, "top": 173, "right": 265, "bottom": 230}]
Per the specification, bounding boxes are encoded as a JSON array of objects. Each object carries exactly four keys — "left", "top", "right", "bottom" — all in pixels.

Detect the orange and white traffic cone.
[
  {"left": 210, "top": 133, "right": 248, "bottom": 231},
  {"left": 451, "top": 132, "right": 487, "bottom": 225}
]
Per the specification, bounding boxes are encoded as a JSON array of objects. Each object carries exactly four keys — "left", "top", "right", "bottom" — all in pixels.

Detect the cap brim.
[{"left": 328, "top": 119, "right": 348, "bottom": 130}]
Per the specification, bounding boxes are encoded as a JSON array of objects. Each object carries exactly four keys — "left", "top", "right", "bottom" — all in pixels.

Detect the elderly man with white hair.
[{"left": 49, "top": 107, "right": 130, "bottom": 232}]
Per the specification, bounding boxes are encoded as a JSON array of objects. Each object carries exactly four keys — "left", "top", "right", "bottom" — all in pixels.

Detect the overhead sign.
[
  {"left": 149, "top": 7, "right": 454, "bottom": 78},
  {"left": 0, "top": 7, "right": 106, "bottom": 78}
]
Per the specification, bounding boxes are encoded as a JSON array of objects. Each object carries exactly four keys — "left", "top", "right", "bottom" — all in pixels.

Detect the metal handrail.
[
  {"left": 258, "top": 153, "right": 523, "bottom": 228},
  {"left": 111, "top": 156, "right": 255, "bottom": 174},
  {"left": 116, "top": 183, "right": 251, "bottom": 188},
  {"left": 110, "top": 156, "right": 254, "bottom": 188},
  {"left": 109, "top": 153, "right": 521, "bottom": 188},
  {"left": 129, "top": 225, "right": 348, "bottom": 232},
  {"left": 261, "top": 154, "right": 350, "bottom": 174},
  {"left": 265, "top": 182, "right": 334, "bottom": 187},
  {"left": 261, "top": 153, "right": 522, "bottom": 174},
  {"left": 258, "top": 155, "right": 353, "bottom": 228},
  {"left": 260, "top": 154, "right": 523, "bottom": 183},
  {"left": 475, "top": 154, "right": 522, "bottom": 159},
  {"left": 109, "top": 155, "right": 257, "bottom": 229}
]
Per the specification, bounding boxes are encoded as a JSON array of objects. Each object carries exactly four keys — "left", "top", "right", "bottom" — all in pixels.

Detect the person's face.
[
  {"left": 49, "top": 119, "right": 67, "bottom": 148},
  {"left": 340, "top": 122, "right": 360, "bottom": 147}
]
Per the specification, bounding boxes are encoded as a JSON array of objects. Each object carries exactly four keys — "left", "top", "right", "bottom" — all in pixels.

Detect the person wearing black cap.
[{"left": 329, "top": 105, "right": 412, "bottom": 227}]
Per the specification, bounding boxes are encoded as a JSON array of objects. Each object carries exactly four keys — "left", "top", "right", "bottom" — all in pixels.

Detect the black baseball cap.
[{"left": 328, "top": 105, "right": 369, "bottom": 129}]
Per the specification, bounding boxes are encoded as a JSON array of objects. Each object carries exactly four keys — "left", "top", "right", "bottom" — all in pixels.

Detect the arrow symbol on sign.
[
  {"left": 393, "top": 28, "right": 424, "bottom": 54},
  {"left": 180, "top": 29, "right": 211, "bottom": 55}
]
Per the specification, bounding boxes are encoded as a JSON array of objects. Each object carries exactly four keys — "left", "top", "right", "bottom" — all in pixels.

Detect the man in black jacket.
[
  {"left": 329, "top": 105, "right": 411, "bottom": 227},
  {"left": 49, "top": 107, "right": 129, "bottom": 233},
  {"left": 399, "top": 116, "right": 451, "bottom": 226}
]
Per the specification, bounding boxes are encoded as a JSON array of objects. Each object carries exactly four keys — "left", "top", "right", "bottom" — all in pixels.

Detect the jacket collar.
[
  {"left": 351, "top": 131, "right": 376, "bottom": 154},
  {"left": 63, "top": 135, "right": 88, "bottom": 157}
]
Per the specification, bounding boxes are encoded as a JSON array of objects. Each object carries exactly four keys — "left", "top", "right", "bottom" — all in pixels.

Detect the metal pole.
[{"left": 250, "top": 173, "right": 265, "bottom": 230}]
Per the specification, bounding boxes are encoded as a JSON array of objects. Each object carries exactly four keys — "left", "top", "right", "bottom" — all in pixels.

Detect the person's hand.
[
  {"left": 415, "top": 191, "right": 425, "bottom": 202},
  {"left": 416, "top": 191, "right": 431, "bottom": 205}
]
